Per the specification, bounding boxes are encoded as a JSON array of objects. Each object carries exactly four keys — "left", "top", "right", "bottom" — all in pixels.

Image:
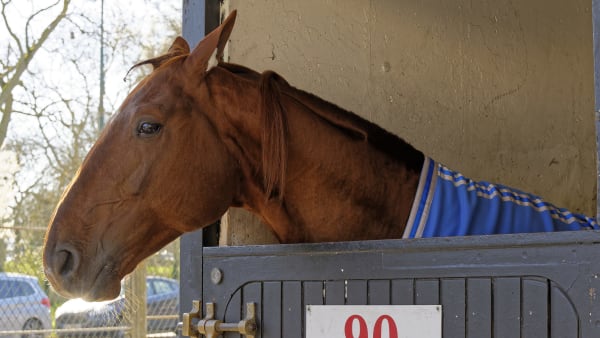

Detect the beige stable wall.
[{"left": 219, "top": 0, "right": 597, "bottom": 245}]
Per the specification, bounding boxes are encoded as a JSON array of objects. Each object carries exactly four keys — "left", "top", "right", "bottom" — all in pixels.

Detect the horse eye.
[{"left": 137, "top": 122, "right": 162, "bottom": 136}]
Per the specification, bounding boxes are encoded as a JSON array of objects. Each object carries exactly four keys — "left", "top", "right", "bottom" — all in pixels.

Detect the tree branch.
[
  {"left": 0, "top": 0, "right": 71, "bottom": 149},
  {"left": 1, "top": 0, "right": 23, "bottom": 55},
  {"left": 25, "top": 0, "right": 61, "bottom": 49}
]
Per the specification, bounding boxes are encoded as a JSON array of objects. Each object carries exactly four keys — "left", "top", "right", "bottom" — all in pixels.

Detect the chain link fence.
[{"left": 0, "top": 226, "right": 180, "bottom": 338}]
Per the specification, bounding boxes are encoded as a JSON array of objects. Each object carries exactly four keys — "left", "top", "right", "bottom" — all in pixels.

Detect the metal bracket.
[{"left": 181, "top": 300, "right": 257, "bottom": 338}]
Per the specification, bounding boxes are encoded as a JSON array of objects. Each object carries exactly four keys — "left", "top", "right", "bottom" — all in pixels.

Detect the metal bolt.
[{"left": 211, "top": 268, "right": 223, "bottom": 285}]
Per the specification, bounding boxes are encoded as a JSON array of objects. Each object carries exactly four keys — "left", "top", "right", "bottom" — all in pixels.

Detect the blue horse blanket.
[{"left": 403, "top": 157, "right": 599, "bottom": 238}]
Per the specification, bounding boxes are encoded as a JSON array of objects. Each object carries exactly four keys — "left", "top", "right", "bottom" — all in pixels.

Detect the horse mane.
[
  {"left": 286, "top": 87, "right": 425, "bottom": 173},
  {"left": 281, "top": 84, "right": 425, "bottom": 172},
  {"left": 224, "top": 63, "right": 424, "bottom": 202},
  {"left": 259, "top": 71, "right": 288, "bottom": 200}
]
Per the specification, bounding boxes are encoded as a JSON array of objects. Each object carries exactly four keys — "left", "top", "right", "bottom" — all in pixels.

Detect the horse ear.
[
  {"left": 168, "top": 37, "right": 190, "bottom": 54},
  {"left": 186, "top": 10, "right": 237, "bottom": 73}
]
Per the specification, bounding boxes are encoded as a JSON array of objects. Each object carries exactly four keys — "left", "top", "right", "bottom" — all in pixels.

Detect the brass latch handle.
[
  {"left": 181, "top": 300, "right": 257, "bottom": 338},
  {"left": 181, "top": 300, "right": 202, "bottom": 337}
]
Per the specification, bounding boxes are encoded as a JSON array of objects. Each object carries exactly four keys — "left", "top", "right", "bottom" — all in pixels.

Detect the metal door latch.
[{"left": 181, "top": 300, "right": 257, "bottom": 338}]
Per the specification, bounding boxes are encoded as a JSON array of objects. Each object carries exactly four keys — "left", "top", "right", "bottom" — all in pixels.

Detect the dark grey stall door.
[{"left": 191, "top": 231, "right": 600, "bottom": 338}]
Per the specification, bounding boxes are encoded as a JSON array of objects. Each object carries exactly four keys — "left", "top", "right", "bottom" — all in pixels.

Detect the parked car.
[
  {"left": 0, "top": 272, "right": 51, "bottom": 338},
  {"left": 55, "top": 276, "right": 179, "bottom": 337}
]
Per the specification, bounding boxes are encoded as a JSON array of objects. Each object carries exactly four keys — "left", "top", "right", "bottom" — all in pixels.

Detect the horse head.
[{"left": 43, "top": 12, "right": 240, "bottom": 301}]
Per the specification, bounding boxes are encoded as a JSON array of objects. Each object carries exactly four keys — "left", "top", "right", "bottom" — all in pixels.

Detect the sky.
[{"left": 0, "top": 0, "right": 181, "bottom": 222}]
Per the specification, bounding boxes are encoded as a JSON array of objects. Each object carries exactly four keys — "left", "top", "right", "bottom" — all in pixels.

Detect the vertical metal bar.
[
  {"left": 180, "top": 2, "right": 206, "bottom": 337},
  {"left": 182, "top": 0, "right": 206, "bottom": 47},
  {"left": 593, "top": 0, "right": 600, "bottom": 219},
  {"left": 183, "top": 0, "right": 221, "bottom": 247},
  {"left": 179, "top": 1, "right": 220, "bottom": 337},
  {"left": 204, "top": 0, "right": 222, "bottom": 34},
  {"left": 179, "top": 230, "right": 203, "bottom": 338}
]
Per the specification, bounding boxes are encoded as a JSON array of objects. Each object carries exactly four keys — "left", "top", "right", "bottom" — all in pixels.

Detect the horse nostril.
[{"left": 54, "top": 245, "right": 80, "bottom": 278}]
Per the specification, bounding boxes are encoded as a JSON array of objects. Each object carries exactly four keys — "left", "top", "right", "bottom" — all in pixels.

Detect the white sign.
[{"left": 306, "top": 305, "right": 442, "bottom": 338}]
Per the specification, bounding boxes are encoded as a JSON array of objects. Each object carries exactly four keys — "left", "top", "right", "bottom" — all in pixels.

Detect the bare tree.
[
  {"left": 4, "top": 0, "right": 182, "bottom": 284},
  {"left": 0, "top": 0, "right": 71, "bottom": 149}
]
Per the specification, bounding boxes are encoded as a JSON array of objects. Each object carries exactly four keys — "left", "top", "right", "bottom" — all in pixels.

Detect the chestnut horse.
[{"left": 43, "top": 11, "right": 597, "bottom": 301}]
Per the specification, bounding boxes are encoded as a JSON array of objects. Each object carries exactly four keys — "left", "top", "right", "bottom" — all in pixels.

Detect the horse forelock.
[{"left": 124, "top": 52, "right": 188, "bottom": 81}]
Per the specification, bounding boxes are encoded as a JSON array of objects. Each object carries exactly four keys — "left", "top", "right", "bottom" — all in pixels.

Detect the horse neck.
[{"left": 203, "top": 65, "right": 423, "bottom": 243}]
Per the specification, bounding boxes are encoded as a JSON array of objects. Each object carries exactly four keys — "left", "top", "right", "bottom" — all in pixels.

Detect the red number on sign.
[
  {"left": 344, "top": 314, "right": 400, "bottom": 338},
  {"left": 344, "top": 315, "right": 368, "bottom": 338},
  {"left": 373, "top": 315, "right": 399, "bottom": 338}
]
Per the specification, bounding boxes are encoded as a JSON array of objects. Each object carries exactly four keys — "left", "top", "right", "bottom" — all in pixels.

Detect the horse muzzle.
[{"left": 43, "top": 239, "right": 121, "bottom": 301}]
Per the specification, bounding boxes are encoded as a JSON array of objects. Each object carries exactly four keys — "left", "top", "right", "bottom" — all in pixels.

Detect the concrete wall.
[{"left": 219, "top": 0, "right": 597, "bottom": 245}]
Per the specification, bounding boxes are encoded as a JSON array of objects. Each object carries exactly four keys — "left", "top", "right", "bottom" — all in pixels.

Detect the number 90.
[{"left": 344, "top": 314, "right": 399, "bottom": 338}]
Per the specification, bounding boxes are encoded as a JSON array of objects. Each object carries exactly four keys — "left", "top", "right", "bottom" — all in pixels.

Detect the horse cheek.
[
  {"left": 124, "top": 160, "right": 150, "bottom": 196},
  {"left": 190, "top": 142, "right": 238, "bottom": 226}
]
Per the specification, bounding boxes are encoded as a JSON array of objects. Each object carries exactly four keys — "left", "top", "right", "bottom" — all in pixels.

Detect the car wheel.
[{"left": 21, "top": 318, "right": 44, "bottom": 338}]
